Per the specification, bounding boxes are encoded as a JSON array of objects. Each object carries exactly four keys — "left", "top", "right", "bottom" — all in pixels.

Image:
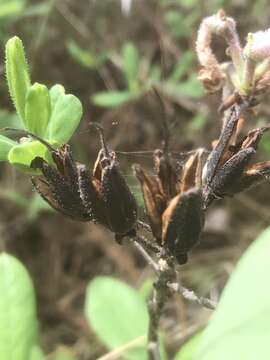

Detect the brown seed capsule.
[
  {"left": 29, "top": 127, "right": 137, "bottom": 238},
  {"left": 203, "top": 104, "right": 270, "bottom": 204},
  {"left": 31, "top": 145, "right": 91, "bottom": 221},
  {"left": 135, "top": 148, "right": 205, "bottom": 264},
  {"left": 162, "top": 188, "right": 204, "bottom": 265},
  {"left": 80, "top": 124, "right": 138, "bottom": 238}
]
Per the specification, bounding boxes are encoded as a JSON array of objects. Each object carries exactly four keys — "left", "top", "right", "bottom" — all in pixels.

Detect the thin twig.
[
  {"left": 133, "top": 241, "right": 159, "bottom": 272},
  {"left": 133, "top": 234, "right": 162, "bottom": 254},
  {"left": 147, "top": 258, "right": 176, "bottom": 360},
  {"left": 136, "top": 220, "right": 152, "bottom": 233},
  {"left": 168, "top": 283, "right": 217, "bottom": 310},
  {"left": 96, "top": 335, "right": 146, "bottom": 360}
]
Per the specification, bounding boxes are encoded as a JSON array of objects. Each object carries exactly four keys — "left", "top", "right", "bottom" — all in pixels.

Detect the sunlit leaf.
[
  {"left": 52, "top": 348, "right": 78, "bottom": 360},
  {"left": 46, "top": 90, "right": 82, "bottom": 144},
  {"left": 173, "top": 332, "right": 203, "bottom": 360},
  {"left": 0, "top": 253, "right": 37, "bottom": 360},
  {"left": 5, "top": 36, "right": 31, "bottom": 123},
  {"left": 85, "top": 276, "right": 149, "bottom": 360},
  {"left": 8, "top": 140, "right": 52, "bottom": 173},
  {"left": 25, "top": 83, "right": 51, "bottom": 136},
  {"left": 196, "top": 227, "right": 270, "bottom": 360},
  {"left": 29, "top": 345, "right": 45, "bottom": 360}
]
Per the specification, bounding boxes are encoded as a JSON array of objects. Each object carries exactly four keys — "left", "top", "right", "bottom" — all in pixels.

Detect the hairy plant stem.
[
  {"left": 129, "top": 234, "right": 216, "bottom": 359},
  {"left": 147, "top": 257, "right": 176, "bottom": 360}
]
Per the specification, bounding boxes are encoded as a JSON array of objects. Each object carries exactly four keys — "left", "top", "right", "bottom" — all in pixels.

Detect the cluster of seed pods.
[
  {"left": 26, "top": 10, "right": 270, "bottom": 265},
  {"left": 27, "top": 98, "right": 270, "bottom": 266}
]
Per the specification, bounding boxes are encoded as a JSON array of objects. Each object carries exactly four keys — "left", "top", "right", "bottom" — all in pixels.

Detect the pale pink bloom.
[{"left": 245, "top": 30, "right": 270, "bottom": 62}]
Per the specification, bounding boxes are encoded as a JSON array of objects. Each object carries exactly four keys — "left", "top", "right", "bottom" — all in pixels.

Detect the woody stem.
[{"left": 147, "top": 258, "right": 175, "bottom": 360}]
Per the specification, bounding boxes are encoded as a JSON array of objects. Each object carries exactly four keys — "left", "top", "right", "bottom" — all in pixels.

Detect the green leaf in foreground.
[
  {"left": 196, "top": 227, "right": 270, "bottom": 360},
  {"left": 92, "top": 90, "right": 134, "bottom": 108},
  {"left": 25, "top": 83, "right": 51, "bottom": 136},
  {"left": 85, "top": 276, "right": 149, "bottom": 360},
  {"left": 8, "top": 140, "right": 52, "bottom": 173},
  {"left": 0, "top": 252, "right": 37, "bottom": 360},
  {"left": 173, "top": 332, "right": 203, "bottom": 360},
  {"left": 29, "top": 345, "right": 45, "bottom": 360},
  {"left": 5, "top": 36, "right": 31, "bottom": 122},
  {"left": 52, "top": 348, "right": 78, "bottom": 360}
]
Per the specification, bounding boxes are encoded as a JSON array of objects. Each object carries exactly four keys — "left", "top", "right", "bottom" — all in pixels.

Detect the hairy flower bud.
[{"left": 244, "top": 30, "right": 270, "bottom": 62}]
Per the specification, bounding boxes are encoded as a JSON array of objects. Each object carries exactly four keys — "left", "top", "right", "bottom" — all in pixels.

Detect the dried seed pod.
[
  {"left": 27, "top": 126, "right": 137, "bottom": 238},
  {"left": 82, "top": 124, "right": 138, "bottom": 238},
  {"left": 154, "top": 149, "right": 178, "bottom": 200},
  {"left": 203, "top": 104, "right": 270, "bottom": 205},
  {"left": 135, "top": 148, "right": 205, "bottom": 264},
  {"left": 100, "top": 152, "right": 137, "bottom": 236},
  {"left": 208, "top": 147, "right": 255, "bottom": 198},
  {"left": 31, "top": 145, "right": 91, "bottom": 221},
  {"left": 162, "top": 188, "right": 204, "bottom": 265},
  {"left": 134, "top": 164, "right": 166, "bottom": 242}
]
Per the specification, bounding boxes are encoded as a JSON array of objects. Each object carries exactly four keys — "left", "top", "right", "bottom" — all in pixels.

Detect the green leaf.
[
  {"left": 174, "top": 76, "right": 204, "bottom": 98},
  {"left": 25, "top": 83, "right": 51, "bottom": 136},
  {"left": 0, "top": 0, "right": 26, "bottom": 18},
  {"left": 138, "top": 278, "right": 154, "bottom": 300},
  {"left": 66, "top": 40, "right": 107, "bottom": 69},
  {"left": 8, "top": 140, "right": 52, "bottom": 173},
  {"left": 122, "top": 42, "right": 140, "bottom": 92},
  {"left": 168, "top": 51, "right": 194, "bottom": 83},
  {"left": 85, "top": 276, "right": 149, "bottom": 360},
  {"left": 0, "top": 252, "right": 37, "bottom": 360},
  {"left": 0, "top": 135, "right": 16, "bottom": 161},
  {"left": 178, "top": 0, "right": 200, "bottom": 8},
  {"left": 92, "top": 90, "right": 134, "bottom": 108},
  {"left": 20, "top": 3, "right": 50, "bottom": 18},
  {"left": 187, "top": 114, "right": 207, "bottom": 132},
  {"left": 149, "top": 65, "right": 162, "bottom": 83},
  {"left": 196, "top": 227, "right": 270, "bottom": 360},
  {"left": 5, "top": 36, "right": 31, "bottom": 123},
  {"left": 173, "top": 332, "right": 203, "bottom": 360},
  {"left": 29, "top": 345, "right": 45, "bottom": 360},
  {"left": 46, "top": 89, "right": 82, "bottom": 144},
  {"left": 49, "top": 84, "right": 65, "bottom": 110},
  {"left": 52, "top": 349, "right": 78, "bottom": 360}
]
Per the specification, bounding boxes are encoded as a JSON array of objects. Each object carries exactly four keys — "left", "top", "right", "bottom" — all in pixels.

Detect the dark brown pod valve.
[
  {"left": 29, "top": 127, "right": 137, "bottom": 238},
  {"left": 135, "top": 148, "right": 205, "bottom": 264},
  {"left": 202, "top": 105, "right": 270, "bottom": 206}
]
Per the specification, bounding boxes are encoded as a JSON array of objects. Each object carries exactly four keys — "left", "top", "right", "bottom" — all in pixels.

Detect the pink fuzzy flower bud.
[{"left": 244, "top": 30, "right": 270, "bottom": 62}]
